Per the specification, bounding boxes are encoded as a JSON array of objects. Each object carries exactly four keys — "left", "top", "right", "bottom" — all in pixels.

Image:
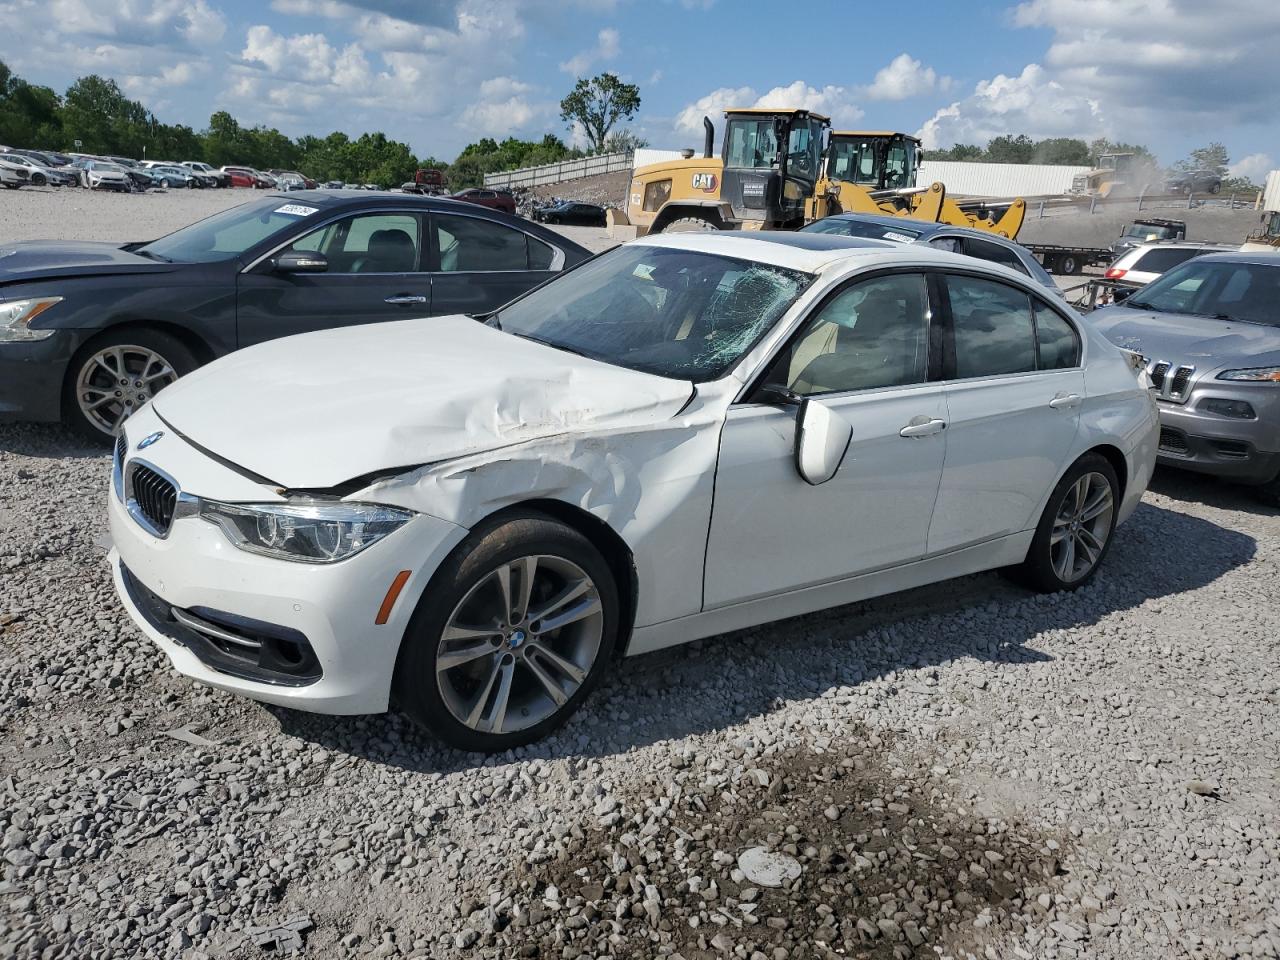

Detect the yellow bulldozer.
[{"left": 617, "top": 108, "right": 1026, "bottom": 239}]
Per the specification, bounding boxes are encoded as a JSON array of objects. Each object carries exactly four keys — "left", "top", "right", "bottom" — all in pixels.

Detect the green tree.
[
  {"left": 985, "top": 134, "right": 1035, "bottom": 164},
  {"left": 1031, "top": 137, "right": 1090, "bottom": 165},
  {"left": 559, "top": 72, "right": 640, "bottom": 154},
  {"left": 61, "top": 75, "right": 155, "bottom": 155},
  {"left": 0, "top": 61, "right": 63, "bottom": 148},
  {"left": 603, "top": 127, "right": 648, "bottom": 154},
  {"left": 1087, "top": 138, "right": 1158, "bottom": 168},
  {"left": 1178, "top": 142, "right": 1229, "bottom": 178}
]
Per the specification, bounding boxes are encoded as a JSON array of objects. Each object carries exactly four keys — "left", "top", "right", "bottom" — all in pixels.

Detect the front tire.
[
  {"left": 1009, "top": 453, "right": 1119, "bottom": 592},
  {"left": 663, "top": 215, "right": 720, "bottom": 233},
  {"left": 64, "top": 329, "right": 196, "bottom": 443},
  {"left": 394, "top": 512, "right": 620, "bottom": 752}
]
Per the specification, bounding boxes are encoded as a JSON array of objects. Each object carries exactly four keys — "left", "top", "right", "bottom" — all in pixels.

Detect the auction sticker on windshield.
[
  {"left": 274, "top": 204, "right": 319, "bottom": 217},
  {"left": 883, "top": 231, "right": 916, "bottom": 243}
]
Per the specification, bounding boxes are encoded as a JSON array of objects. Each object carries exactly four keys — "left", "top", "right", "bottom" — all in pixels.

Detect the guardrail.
[{"left": 484, "top": 152, "right": 633, "bottom": 189}]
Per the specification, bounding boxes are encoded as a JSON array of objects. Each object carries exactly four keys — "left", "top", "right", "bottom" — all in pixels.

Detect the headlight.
[
  {"left": 0, "top": 297, "right": 63, "bottom": 342},
  {"left": 1216, "top": 367, "right": 1280, "bottom": 382},
  {"left": 198, "top": 500, "right": 414, "bottom": 563}
]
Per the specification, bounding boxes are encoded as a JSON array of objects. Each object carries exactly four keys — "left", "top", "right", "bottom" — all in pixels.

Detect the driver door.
[
  {"left": 236, "top": 211, "right": 432, "bottom": 347},
  {"left": 703, "top": 272, "right": 947, "bottom": 607}
]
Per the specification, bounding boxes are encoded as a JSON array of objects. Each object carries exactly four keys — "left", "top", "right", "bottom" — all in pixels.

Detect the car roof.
[
  {"left": 816, "top": 212, "right": 1033, "bottom": 247},
  {"left": 633, "top": 230, "right": 1027, "bottom": 276},
  {"left": 1195, "top": 250, "right": 1280, "bottom": 267}
]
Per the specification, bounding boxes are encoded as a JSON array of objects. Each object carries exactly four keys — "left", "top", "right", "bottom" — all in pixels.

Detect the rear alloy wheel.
[
  {"left": 1009, "top": 454, "right": 1119, "bottom": 592},
  {"left": 66, "top": 331, "right": 195, "bottom": 442},
  {"left": 395, "top": 513, "right": 619, "bottom": 752}
]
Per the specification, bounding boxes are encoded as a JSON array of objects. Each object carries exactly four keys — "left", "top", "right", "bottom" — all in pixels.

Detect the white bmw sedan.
[{"left": 109, "top": 233, "right": 1158, "bottom": 751}]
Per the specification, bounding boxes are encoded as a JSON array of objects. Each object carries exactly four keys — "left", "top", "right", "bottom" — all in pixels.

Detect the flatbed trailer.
[{"left": 1022, "top": 242, "right": 1112, "bottom": 276}]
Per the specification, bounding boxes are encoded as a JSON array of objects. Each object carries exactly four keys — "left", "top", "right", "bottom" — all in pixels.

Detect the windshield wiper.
[
  {"left": 134, "top": 249, "right": 172, "bottom": 263},
  {"left": 473, "top": 312, "right": 501, "bottom": 330},
  {"left": 514, "top": 332, "right": 596, "bottom": 362},
  {"left": 1124, "top": 299, "right": 1155, "bottom": 310}
]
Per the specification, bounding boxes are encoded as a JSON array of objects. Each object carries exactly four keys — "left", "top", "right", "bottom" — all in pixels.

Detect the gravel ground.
[{"left": 2, "top": 189, "right": 1279, "bottom": 960}]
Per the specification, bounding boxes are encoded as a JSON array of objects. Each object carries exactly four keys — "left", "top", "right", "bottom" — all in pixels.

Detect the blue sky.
[{"left": 0, "top": 0, "right": 1276, "bottom": 179}]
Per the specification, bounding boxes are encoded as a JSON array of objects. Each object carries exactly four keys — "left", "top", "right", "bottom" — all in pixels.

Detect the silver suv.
[{"left": 1091, "top": 251, "right": 1280, "bottom": 501}]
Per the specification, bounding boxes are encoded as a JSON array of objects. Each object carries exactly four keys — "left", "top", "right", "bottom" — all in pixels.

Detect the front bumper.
[
  {"left": 108, "top": 413, "right": 469, "bottom": 714},
  {"left": 0, "top": 331, "right": 78, "bottom": 422},
  {"left": 1154, "top": 388, "right": 1280, "bottom": 485}
]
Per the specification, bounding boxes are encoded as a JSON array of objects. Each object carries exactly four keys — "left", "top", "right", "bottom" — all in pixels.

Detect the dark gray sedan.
[
  {"left": 0, "top": 191, "right": 591, "bottom": 439},
  {"left": 1091, "top": 251, "right": 1280, "bottom": 502},
  {"left": 801, "top": 213, "right": 1059, "bottom": 291}
]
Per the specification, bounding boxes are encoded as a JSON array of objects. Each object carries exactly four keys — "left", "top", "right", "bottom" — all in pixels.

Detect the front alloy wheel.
[
  {"left": 395, "top": 512, "right": 620, "bottom": 751},
  {"left": 75, "top": 345, "right": 177, "bottom": 436},
  {"left": 65, "top": 330, "right": 195, "bottom": 442},
  {"left": 436, "top": 554, "right": 603, "bottom": 736}
]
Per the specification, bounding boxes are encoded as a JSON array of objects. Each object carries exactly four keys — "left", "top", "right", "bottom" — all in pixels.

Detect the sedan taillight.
[{"left": 1104, "top": 267, "right": 1127, "bottom": 279}]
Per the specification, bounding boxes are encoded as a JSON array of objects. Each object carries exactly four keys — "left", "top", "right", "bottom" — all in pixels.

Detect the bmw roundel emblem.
[{"left": 137, "top": 431, "right": 164, "bottom": 450}]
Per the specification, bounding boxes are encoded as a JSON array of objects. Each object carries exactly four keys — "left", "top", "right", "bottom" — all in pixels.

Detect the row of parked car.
[{"left": 0, "top": 145, "right": 324, "bottom": 193}]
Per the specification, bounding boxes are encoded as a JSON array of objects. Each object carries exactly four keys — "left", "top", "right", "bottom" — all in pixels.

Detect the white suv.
[{"left": 1105, "top": 241, "right": 1237, "bottom": 288}]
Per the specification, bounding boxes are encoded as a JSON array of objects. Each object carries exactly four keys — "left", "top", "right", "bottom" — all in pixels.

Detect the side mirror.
[
  {"left": 274, "top": 250, "right": 328, "bottom": 273},
  {"left": 794, "top": 398, "right": 852, "bottom": 486},
  {"left": 1111, "top": 286, "right": 1135, "bottom": 303}
]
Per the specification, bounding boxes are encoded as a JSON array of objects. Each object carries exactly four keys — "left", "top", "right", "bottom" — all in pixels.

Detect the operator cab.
[
  {"left": 720, "top": 109, "right": 828, "bottom": 228},
  {"left": 826, "top": 132, "right": 921, "bottom": 192}
]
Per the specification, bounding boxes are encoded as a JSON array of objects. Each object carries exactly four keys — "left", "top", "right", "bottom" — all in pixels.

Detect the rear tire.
[
  {"left": 663, "top": 215, "right": 720, "bottom": 234},
  {"left": 1059, "top": 253, "right": 1081, "bottom": 275},
  {"left": 394, "top": 512, "right": 620, "bottom": 752},
  {"left": 1006, "top": 453, "right": 1119, "bottom": 592}
]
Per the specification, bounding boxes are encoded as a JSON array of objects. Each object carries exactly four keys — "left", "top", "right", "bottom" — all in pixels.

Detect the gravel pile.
[{"left": 3, "top": 417, "right": 1278, "bottom": 960}]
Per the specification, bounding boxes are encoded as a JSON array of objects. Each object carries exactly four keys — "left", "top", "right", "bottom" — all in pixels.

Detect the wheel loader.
[{"left": 616, "top": 109, "right": 1026, "bottom": 239}]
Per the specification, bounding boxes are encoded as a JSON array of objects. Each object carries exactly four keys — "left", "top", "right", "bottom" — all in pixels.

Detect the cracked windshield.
[{"left": 492, "top": 245, "right": 812, "bottom": 381}]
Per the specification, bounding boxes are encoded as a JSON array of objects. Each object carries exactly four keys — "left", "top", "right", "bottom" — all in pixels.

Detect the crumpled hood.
[
  {"left": 0, "top": 240, "right": 174, "bottom": 286},
  {"left": 154, "top": 315, "right": 696, "bottom": 489},
  {"left": 1090, "top": 306, "right": 1280, "bottom": 371}
]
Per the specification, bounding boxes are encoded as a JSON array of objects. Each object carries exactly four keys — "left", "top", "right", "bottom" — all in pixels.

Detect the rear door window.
[
  {"left": 963, "top": 237, "right": 1030, "bottom": 275},
  {"left": 1132, "top": 248, "right": 1202, "bottom": 274},
  {"left": 944, "top": 274, "right": 1037, "bottom": 378},
  {"left": 434, "top": 214, "right": 535, "bottom": 271}
]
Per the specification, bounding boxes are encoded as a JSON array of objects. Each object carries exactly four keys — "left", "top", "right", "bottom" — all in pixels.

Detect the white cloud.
[
  {"left": 916, "top": 64, "right": 1105, "bottom": 149},
  {"left": 675, "top": 81, "right": 862, "bottom": 138},
  {"left": 558, "top": 26, "right": 620, "bottom": 75},
  {"left": 1229, "top": 153, "right": 1274, "bottom": 185},
  {"left": 863, "top": 53, "right": 946, "bottom": 101}
]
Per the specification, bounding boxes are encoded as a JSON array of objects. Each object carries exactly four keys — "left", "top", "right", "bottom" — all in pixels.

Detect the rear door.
[
  {"left": 428, "top": 211, "right": 562, "bottom": 316},
  {"left": 927, "top": 271, "right": 1085, "bottom": 553},
  {"left": 236, "top": 210, "right": 432, "bottom": 347}
]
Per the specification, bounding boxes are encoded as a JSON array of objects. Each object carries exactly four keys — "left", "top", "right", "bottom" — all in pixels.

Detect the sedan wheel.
[
  {"left": 65, "top": 331, "right": 195, "bottom": 442},
  {"left": 1008, "top": 453, "right": 1119, "bottom": 592},
  {"left": 396, "top": 513, "right": 619, "bottom": 751},
  {"left": 437, "top": 554, "right": 603, "bottom": 736},
  {"left": 1049, "top": 472, "right": 1114, "bottom": 582}
]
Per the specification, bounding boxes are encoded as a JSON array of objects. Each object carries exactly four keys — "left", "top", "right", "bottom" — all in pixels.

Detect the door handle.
[
  {"left": 384, "top": 294, "right": 427, "bottom": 305},
  {"left": 899, "top": 416, "right": 947, "bottom": 438},
  {"left": 1049, "top": 393, "right": 1082, "bottom": 410}
]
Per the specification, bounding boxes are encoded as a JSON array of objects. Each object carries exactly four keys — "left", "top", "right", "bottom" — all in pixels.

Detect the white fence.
[
  {"left": 484, "top": 152, "right": 633, "bottom": 189},
  {"left": 917, "top": 160, "right": 1091, "bottom": 198}
]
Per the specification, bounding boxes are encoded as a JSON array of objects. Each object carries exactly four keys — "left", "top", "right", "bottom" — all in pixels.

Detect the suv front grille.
[
  {"left": 129, "top": 464, "right": 177, "bottom": 535},
  {"left": 1147, "top": 360, "right": 1195, "bottom": 403}
]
